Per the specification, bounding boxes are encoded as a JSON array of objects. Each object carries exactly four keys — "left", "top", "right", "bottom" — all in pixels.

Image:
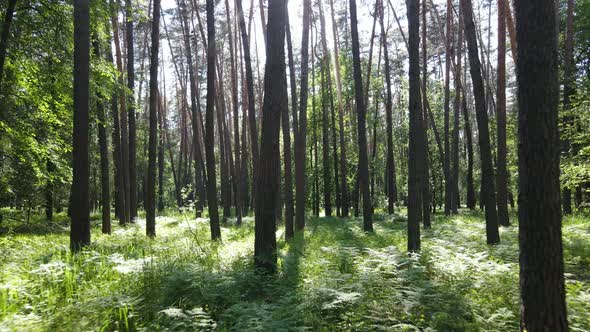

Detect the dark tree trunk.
[
  {"left": 158, "top": 93, "right": 165, "bottom": 212},
  {"left": 254, "top": 0, "right": 286, "bottom": 273},
  {"left": 350, "top": 0, "right": 372, "bottom": 232},
  {"left": 420, "top": 0, "right": 431, "bottom": 228},
  {"left": 0, "top": 0, "right": 17, "bottom": 91},
  {"left": 226, "top": 0, "right": 242, "bottom": 225},
  {"left": 205, "top": 0, "right": 221, "bottom": 240},
  {"left": 515, "top": 0, "right": 568, "bottom": 329},
  {"left": 379, "top": 0, "right": 395, "bottom": 214},
  {"left": 496, "top": 0, "right": 509, "bottom": 226},
  {"left": 463, "top": 85, "right": 476, "bottom": 210},
  {"left": 561, "top": 0, "right": 574, "bottom": 215},
  {"left": 110, "top": 0, "right": 131, "bottom": 225},
  {"left": 443, "top": 0, "right": 452, "bottom": 216},
  {"left": 284, "top": 8, "right": 296, "bottom": 239},
  {"left": 126, "top": 0, "right": 138, "bottom": 222},
  {"left": 451, "top": 0, "right": 462, "bottom": 214},
  {"left": 93, "top": 41, "right": 112, "bottom": 235},
  {"left": 236, "top": 0, "right": 260, "bottom": 212},
  {"left": 407, "top": 0, "right": 422, "bottom": 251},
  {"left": 146, "top": 0, "right": 160, "bottom": 238},
  {"left": 462, "top": 0, "right": 499, "bottom": 244},
  {"left": 294, "top": 0, "right": 311, "bottom": 231},
  {"left": 70, "top": 0, "right": 91, "bottom": 252},
  {"left": 320, "top": 58, "right": 332, "bottom": 217}
]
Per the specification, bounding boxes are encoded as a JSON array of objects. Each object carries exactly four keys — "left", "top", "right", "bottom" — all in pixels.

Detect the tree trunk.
[
  {"left": 71, "top": 0, "right": 91, "bottom": 252},
  {"left": 146, "top": 0, "right": 160, "bottom": 238},
  {"left": 158, "top": 92, "right": 165, "bottom": 212},
  {"left": 205, "top": 0, "right": 221, "bottom": 240},
  {"left": 294, "top": 0, "right": 311, "bottom": 231},
  {"left": 329, "top": 0, "right": 349, "bottom": 217},
  {"left": 407, "top": 0, "right": 422, "bottom": 251},
  {"left": 284, "top": 8, "right": 296, "bottom": 238},
  {"left": 461, "top": 0, "right": 499, "bottom": 244},
  {"left": 110, "top": 0, "right": 131, "bottom": 225},
  {"left": 0, "top": 0, "right": 17, "bottom": 91},
  {"left": 516, "top": 0, "right": 568, "bottom": 329},
  {"left": 420, "top": 0, "right": 431, "bottom": 228},
  {"left": 496, "top": 0, "right": 509, "bottom": 226},
  {"left": 350, "top": 0, "right": 373, "bottom": 232},
  {"left": 443, "top": 0, "right": 452, "bottom": 216},
  {"left": 126, "top": 0, "right": 138, "bottom": 222},
  {"left": 451, "top": 0, "right": 462, "bottom": 214},
  {"left": 254, "top": 0, "right": 286, "bottom": 272}
]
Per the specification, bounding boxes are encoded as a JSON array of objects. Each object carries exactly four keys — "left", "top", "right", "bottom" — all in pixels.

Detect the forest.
[{"left": 0, "top": 0, "right": 589, "bottom": 330}]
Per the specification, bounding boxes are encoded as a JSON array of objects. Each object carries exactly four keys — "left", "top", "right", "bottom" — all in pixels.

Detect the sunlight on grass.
[{"left": 0, "top": 210, "right": 589, "bottom": 331}]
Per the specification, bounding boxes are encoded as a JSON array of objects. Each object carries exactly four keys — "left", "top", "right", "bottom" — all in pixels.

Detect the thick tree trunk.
[
  {"left": 496, "top": 0, "right": 509, "bottom": 226},
  {"left": 205, "top": 0, "right": 221, "bottom": 240},
  {"left": 70, "top": 0, "right": 91, "bottom": 252},
  {"left": 146, "top": 0, "right": 160, "bottom": 238},
  {"left": 0, "top": 0, "right": 17, "bottom": 91},
  {"left": 126, "top": 0, "right": 138, "bottom": 222},
  {"left": 254, "top": 0, "right": 286, "bottom": 273},
  {"left": 350, "top": 0, "right": 373, "bottom": 232},
  {"left": 515, "top": 0, "right": 568, "bottom": 329},
  {"left": 407, "top": 0, "right": 422, "bottom": 251},
  {"left": 461, "top": 0, "right": 499, "bottom": 244},
  {"left": 294, "top": 0, "right": 311, "bottom": 231}
]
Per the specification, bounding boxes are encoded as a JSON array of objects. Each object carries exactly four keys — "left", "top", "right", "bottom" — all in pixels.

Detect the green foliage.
[{"left": 1, "top": 210, "right": 589, "bottom": 331}]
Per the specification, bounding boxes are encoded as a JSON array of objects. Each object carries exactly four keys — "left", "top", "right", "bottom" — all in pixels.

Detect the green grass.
[{"left": 0, "top": 208, "right": 589, "bottom": 331}]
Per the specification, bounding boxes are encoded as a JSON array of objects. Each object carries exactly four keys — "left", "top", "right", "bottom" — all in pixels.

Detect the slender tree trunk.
[
  {"left": 45, "top": 160, "right": 54, "bottom": 221},
  {"left": 284, "top": 8, "right": 296, "bottom": 238},
  {"left": 350, "top": 0, "right": 373, "bottom": 232},
  {"left": 205, "top": 0, "right": 221, "bottom": 240},
  {"left": 420, "top": 0, "right": 431, "bottom": 228},
  {"left": 236, "top": 0, "right": 260, "bottom": 211},
  {"left": 255, "top": 0, "right": 286, "bottom": 272},
  {"left": 496, "top": 0, "right": 509, "bottom": 226},
  {"left": 451, "top": 0, "right": 462, "bottom": 214},
  {"left": 146, "top": 0, "right": 160, "bottom": 238},
  {"left": 126, "top": 0, "right": 138, "bottom": 222},
  {"left": 158, "top": 92, "right": 165, "bottom": 212},
  {"left": 0, "top": 0, "right": 17, "bottom": 91},
  {"left": 295, "top": 0, "right": 311, "bottom": 231},
  {"left": 462, "top": 0, "right": 499, "bottom": 244},
  {"left": 516, "top": 0, "right": 568, "bottom": 329},
  {"left": 407, "top": 0, "right": 422, "bottom": 251},
  {"left": 329, "top": 0, "right": 349, "bottom": 217},
  {"left": 461, "top": 46, "right": 475, "bottom": 210},
  {"left": 71, "top": 0, "right": 91, "bottom": 252},
  {"left": 111, "top": 0, "right": 131, "bottom": 225},
  {"left": 443, "top": 0, "right": 452, "bottom": 216}
]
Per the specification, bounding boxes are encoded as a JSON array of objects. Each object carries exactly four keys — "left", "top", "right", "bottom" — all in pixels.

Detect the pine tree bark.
[
  {"left": 284, "top": 8, "right": 296, "bottom": 238},
  {"left": 516, "top": 0, "right": 568, "bottom": 329},
  {"left": 205, "top": 0, "right": 221, "bottom": 240},
  {"left": 254, "top": 0, "right": 286, "bottom": 272},
  {"left": 294, "top": 0, "right": 311, "bottom": 231},
  {"left": 146, "top": 0, "right": 160, "bottom": 238},
  {"left": 158, "top": 92, "right": 165, "bottom": 212},
  {"left": 443, "top": 0, "right": 452, "bottom": 216},
  {"left": 461, "top": 0, "right": 499, "bottom": 244},
  {"left": 71, "top": 0, "right": 91, "bottom": 252},
  {"left": 350, "top": 0, "right": 373, "bottom": 232},
  {"left": 126, "top": 0, "right": 138, "bottom": 222},
  {"left": 0, "top": 0, "right": 17, "bottom": 91},
  {"left": 451, "top": 0, "right": 462, "bottom": 214},
  {"left": 407, "top": 0, "right": 422, "bottom": 251},
  {"left": 496, "top": 0, "right": 509, "bottom": 226},
  {"left": 421, "top": 0, "right": 431, "bottom": 227}
]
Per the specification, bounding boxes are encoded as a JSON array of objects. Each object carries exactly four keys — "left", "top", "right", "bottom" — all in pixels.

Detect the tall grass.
[{"left": 0, "top": 208, "right": 588, "bottom": 331}]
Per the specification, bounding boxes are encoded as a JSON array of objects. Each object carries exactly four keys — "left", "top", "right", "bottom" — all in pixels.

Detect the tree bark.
[
  {"left": 126, "top": 0, "right": 138, "bottom": 222},
  {"left": 254, "top": 0, "right": 286, "bottom": 272},
  {"left": 350, "top": 0, "right": 373, "bottom": 232},
  {"left": 516, "top": 0, "right": 568, "bottom": 329},
  {"left": 284, "top": 8, "right": 296, "bottom": 238},
  {"left": 443, "top": 0, "right": 452, "bottom": 216},
  {"left": 407, "top": 0, "right": 422, "bottom": 251},
  {"left": 205, "top": 0, "right": 221, "bottom": 240},
  {"left": 496, "top": 0, "right": 509, "bottom": 226},
  {"left": 71, "top": 0, "right": 91, "bottom": 252},
  {"left": 146, "top": 0, "right": 160, "bottom": 238},
  {"left": 461, "top": 0, "right": 499, "bottom": 244}
]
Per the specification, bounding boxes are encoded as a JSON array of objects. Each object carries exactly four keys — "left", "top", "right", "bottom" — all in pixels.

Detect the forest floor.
[{"left": 0, "top": 208, "right": 589, "bottom": 331}]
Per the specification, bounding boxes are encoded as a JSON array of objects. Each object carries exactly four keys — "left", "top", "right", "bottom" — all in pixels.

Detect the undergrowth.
[{"left": 0, "top": 208, "right": 588, "bottom": 331}]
